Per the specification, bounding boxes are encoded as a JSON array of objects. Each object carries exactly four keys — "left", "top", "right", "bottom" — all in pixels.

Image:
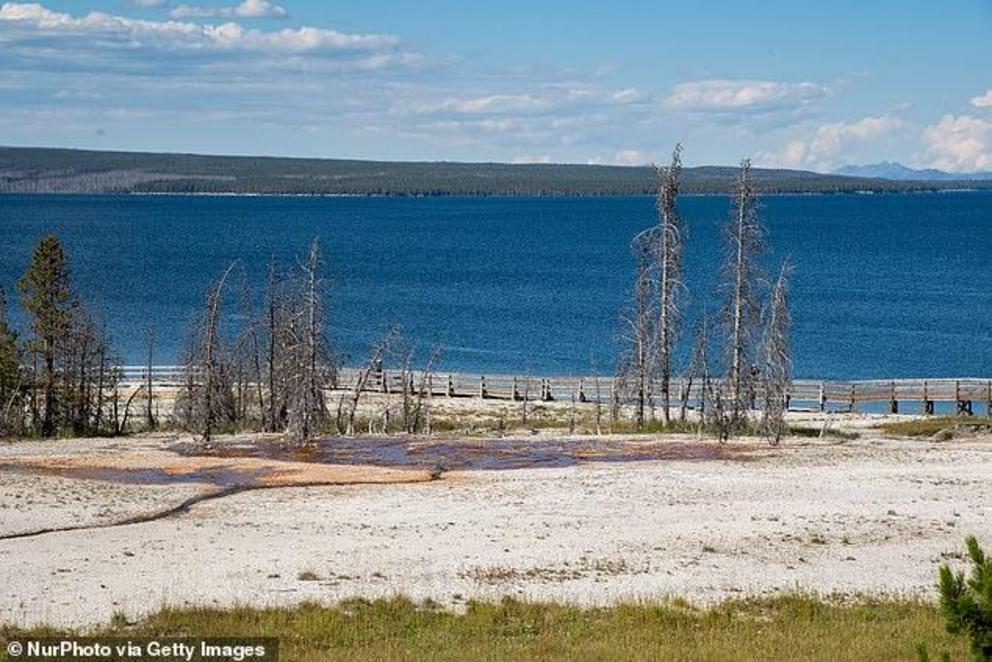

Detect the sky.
[{"left": 0, "top": 0, "right": 991, "bottom": 171}]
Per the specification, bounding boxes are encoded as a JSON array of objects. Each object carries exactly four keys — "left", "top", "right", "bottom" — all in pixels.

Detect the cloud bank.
[
  {"left": 921, "top": 114, "right": 992, "bottom": 172},
  {"left": 757, "top": 115, "right": 903, "bottom": 171},
  {"left": 0, "top": 2, "right": 397, "bottom": 54},
  {"left": 170, "top": 0, "right": 289, "bottom": 20},
  {"left": 663, "top": 79, "right": 827, "bottom": 113}
]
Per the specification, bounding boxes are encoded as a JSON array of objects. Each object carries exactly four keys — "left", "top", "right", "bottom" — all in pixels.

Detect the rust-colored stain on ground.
[
  {"left": 0, "top": 452, "right": 431, "bottom": 488},
  {"left": 187, "top": 437, "right": 758, "bottom": 472},
  {"left": 0, "top": 438, "right": 756, "bottom": 487}
]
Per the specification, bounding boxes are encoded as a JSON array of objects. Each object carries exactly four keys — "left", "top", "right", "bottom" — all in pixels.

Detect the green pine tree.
[
  {"left": 939, "top": 535, "right": 992, "bottom": 660},
  {"left": 0, "top": 285, "right": 20, "bottom": 433},
  {"left": 17, "top": 235, "right": 72, "bottom": 436}
]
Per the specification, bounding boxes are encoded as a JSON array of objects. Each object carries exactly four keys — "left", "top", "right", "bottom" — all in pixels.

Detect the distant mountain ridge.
[
  {"left": 835, "top": 161, "right": 992, "bottom": 182},
  {"left": 2, "top": 146, "right": 992, "bottom": 196}
]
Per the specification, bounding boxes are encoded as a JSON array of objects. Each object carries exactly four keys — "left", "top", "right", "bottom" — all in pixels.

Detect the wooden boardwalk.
[{"left": 119, "top": 366, "right": 992, "bottom": 415}]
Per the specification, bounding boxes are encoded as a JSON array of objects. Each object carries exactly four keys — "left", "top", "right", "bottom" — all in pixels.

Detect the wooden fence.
[{"left": 118, "top": 366, "right": 992, "bottom": 414}]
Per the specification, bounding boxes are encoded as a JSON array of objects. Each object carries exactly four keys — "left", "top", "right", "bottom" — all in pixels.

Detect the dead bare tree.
[
  {"left": 569, "top": 391, "right": 577, "bottom": 434},
  {"left": 145, "top": 325, "right": 156, "bottom": 430},
  {"left": 242, "top": 287, "right": 265, "bottom": 431},
  {"left": 177, "top": 262, "right": 238, "bottom": 443},
  {"left": 520, "top": 365, "right": 532, "bottom": 426},
  {"left": 653, "top": 144, "right": 685, "bottom": 423},
  {"left": 618, "top": 233, "right": 656, "bottom": 427},
  {"left": 408, "top": 346, "right": 441, "bottom": 434},
  {"left": 590, "top": 356, "right": 603, "bottom": 435},
  {"left": 263, "top": 256, "right": 287, "bottom": 432},
  {"left": 681, "top": 311, "right": 711, "bottom": 424},
  {"left": 338, "top": 328, "right": 399, "bottom": 435},
  {"left": 719, "top": 159, "right": 766, "bottom": 434},
  {"left": 283, "top": 238, "right": 335, "bottom": 444},
  {"left": 761, "top": 260, "right": 793, "bottom": 445}
]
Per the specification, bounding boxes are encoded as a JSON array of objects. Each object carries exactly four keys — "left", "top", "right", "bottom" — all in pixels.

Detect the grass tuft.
[
  {"left": 876, "top": 417, "right": 992, "bottom": 438},
  {"left": 0, "top": 594, "right": 968, "bottom": 661}
]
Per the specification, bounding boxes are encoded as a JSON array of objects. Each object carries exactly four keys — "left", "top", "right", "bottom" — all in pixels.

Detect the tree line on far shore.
[{"left": 0, "top": 150, "right": 792, "bottom": 443}]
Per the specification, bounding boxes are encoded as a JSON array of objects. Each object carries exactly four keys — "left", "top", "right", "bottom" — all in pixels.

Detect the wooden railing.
[{"left": 118, "top": 366, "right": 992, "bottom": 413}]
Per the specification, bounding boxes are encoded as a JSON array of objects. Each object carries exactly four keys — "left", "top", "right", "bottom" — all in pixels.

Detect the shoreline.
[{"left": 2, "top": 189, "right": 990, "bottom": 199}]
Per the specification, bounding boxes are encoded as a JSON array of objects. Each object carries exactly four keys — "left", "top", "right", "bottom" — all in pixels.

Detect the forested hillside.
[{"left": 2, "top": 146, "right": 989, "bottom": 196}]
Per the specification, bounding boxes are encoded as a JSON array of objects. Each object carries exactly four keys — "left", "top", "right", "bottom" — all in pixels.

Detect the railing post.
[
  {"left": 512, "top": 377, "right": 520, "bottom": 401},
  {"left": 889, "top": 380, "right": 898, "bottom": 414},
  {"left": 819, "top": 382, "right": 826, "bottom": 412},
  {"left": 849, "top": 384, "right": 856, "bottom": 412},
  {"left": 446, "top": 375, "right": 454, "bottom": 398},
  {"left": 578, "top": 378, "right": 586, "bottom": 403},
  {"left": 955, "top": 380, "right": 973, "bottom": 416},
  {"left": 922, "top": 380, "right": 933, "bottom": 416},
  {"left": 479, "top": 375, "right": 488, "bottom": 399}
]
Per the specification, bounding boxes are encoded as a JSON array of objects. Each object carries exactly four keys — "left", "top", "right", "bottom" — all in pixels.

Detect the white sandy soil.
[{"left": 0, "top": 422, "right": 989, "bottom": 628}]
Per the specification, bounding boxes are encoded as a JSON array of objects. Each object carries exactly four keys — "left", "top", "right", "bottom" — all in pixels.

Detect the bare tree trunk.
[
  {"left": 145, "top": 325, "right": 156, "bottom": 430},
  {"left": 409, "top": 347, "right": 441, "bottom": 434},
  {"left": 684, "top": 311, "right": 710, "bottom": 426},
  {"left": 761, "top": 261, "right": 793, "bottom": 445},
  {"left": 265, "top": 256, "right": 280, "bottom": 432},
  {"left": 343, "top": 329, "right": 397, "bottom": 436},
  {"left": 721, "top": 159, "right": 765, "bottom": 434},
  {"left": 30, "top": 352, "right": 39, "bottom": 433},
  {"left": 654, "top": 144, "right": 684, "bottom": 424},
  {"left": 201, "top": 262, "right": 237, "bottom": 443},
  {"left": 631, "top": 239, "right": 654, "bottom": 427},
  {"left": 302, "top": 239, "right": 320, "bottom": 440},
  {"left": 521, "top": 371, "right": 530, "bottom": 425},
  {"left": 95, "top": 347, "right": 105, "bottom": 433}
]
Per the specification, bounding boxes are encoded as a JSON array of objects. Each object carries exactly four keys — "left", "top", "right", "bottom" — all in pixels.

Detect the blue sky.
[{"left": 1, "top": 0, "right": 990, "bottom": 171}]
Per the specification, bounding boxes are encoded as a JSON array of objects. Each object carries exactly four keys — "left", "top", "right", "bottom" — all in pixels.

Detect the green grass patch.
[
  {"left": 0, "top": 595, "right": 966, "bottom": 661},
  {"left": 876, "top": 417, "right": 992, "bottom": 438}
]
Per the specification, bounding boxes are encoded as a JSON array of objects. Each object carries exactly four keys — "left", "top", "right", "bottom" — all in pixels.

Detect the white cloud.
[
  {"left": 663, "top": 79, "right": 827, "bottom": 113},
  {"left": 418, "top": 94, "right": 551, "bottom": 115},
  {"left": 0, "top": 3, "right": 655, "bottom": 161},
  {"left": 560, "top": 85, "right": 648, "bottom": 106},
  {"left": 125, "top": 0, "right": 168, "bottom": 8},
  {"left": 921, "top": 114, "right": 992, "bottom": 172},
  {"left": 0, "top": 2, "right": 397, "bottom": 53},
  {"left": 409, "top": 85, "right": 649, "bottom": 117},
  {"left": 612, "top": 149, "right": 645, "bottom": 166},
  {"left": 970, "top": 89, "right": 992, "bottom": 109},
  {"left": 171, "top": 0, "right": 288, "bottom": 20},
  {"left": 756, "top": 115, "right": 903, "bottom": 171}
]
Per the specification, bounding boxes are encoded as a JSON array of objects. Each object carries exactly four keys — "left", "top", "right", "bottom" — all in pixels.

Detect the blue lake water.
[{"left": 0, "top": 192, "right": 990, "bottom": 379}]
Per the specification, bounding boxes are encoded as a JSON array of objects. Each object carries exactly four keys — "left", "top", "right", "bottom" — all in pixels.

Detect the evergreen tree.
[
  {"left": 0, "top": 286, "right": 21, "bottom": 434},
  {"left": 938, "top": 535, "right": 992, "bottom": 660},
  {"left": 18, "top": 235, "right": 72, "bottom": 436}
]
